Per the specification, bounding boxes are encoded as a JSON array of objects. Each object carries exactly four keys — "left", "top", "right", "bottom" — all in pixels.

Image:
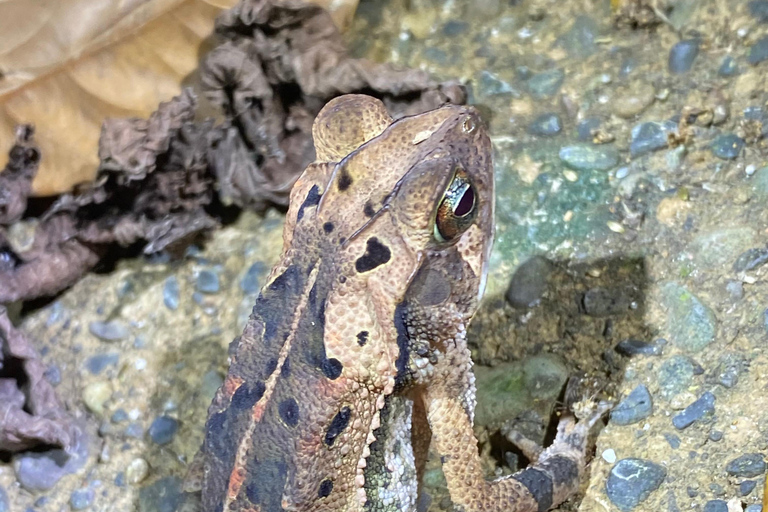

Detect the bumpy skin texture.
[{"left": 184, "top": 95, "right": 596, "bottom": 512}]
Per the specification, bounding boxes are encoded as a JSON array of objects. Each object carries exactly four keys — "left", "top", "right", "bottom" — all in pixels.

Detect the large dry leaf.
[{"left": 0, "top": 0, "right": 357, "bottom": 196}]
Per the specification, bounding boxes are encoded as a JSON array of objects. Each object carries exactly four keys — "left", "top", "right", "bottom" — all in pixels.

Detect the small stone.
[
  {"left": 88, "top": 320, "right": 129, "bottom": 342},
  {"left": 82, "top": 381, "right": 112, "bottom": 415},
  {"left": 85, "top": 353, "right": 120, "bottom": 375},
  {"left": 748, "top": 35, "right": 768, "bottom": 65},
  {"left": 686, "top": 485, "right": 699, "bottom": 498},
  {"left": 750, "top": 0, "right": 768, "bottom": 22},
  {"left": 522, "top": 355, "right": 569, "bottom": 400},
  {"left": 615, "top": 339, "right": 662, "bottom": 356},
  {"left": 663, "top": 433, "right": 680, "bottom": 449},
  {"left": 126, "top": 458, "right": 150, "bottom": 485},
  {"left": 527, "top": 69, "right": 565, "bottom": 99},
  {"left": 605, "top": 458, "right": 666, "bottom": 511},
  {"left": 613, "top": 83, "right": 655, "bottom": 118},
  {"left": 559, "top": 145, "right": 619, "bottom": 171},
  {"left": 661, "top": 283, "right": 716, "bottom": 353},
  {"left": 476, "top": 70, "right": 517, "bottom": 98},
  {"left": 577, "top": 117, "right": 601, "bottom": 141},
  {"left": 630, "top": 121, "right": 676, "bottom": 157},
  {"left": 125, "top": 422, "right": 144, "bottom": 438},
  {"left": 733, "top": 247, "right": 768, "bottom": 272},
  {"left": 138, "top": 476, "right": 184, "bottom": 512},
  {"left": 710, "top": 133, "right": 745, "bottom": 160},
  {"left": 528, "top": 113, "right": 562, "bottom": 136},
  {"left": 148, "top": 416, "right": 179, "bottom": 445},
  {"left": 725, "top": 280, "right": 744, "bottom": 300},
  {"left": 610, "top": 385, "right": 653, "bottom": 426},
  {"left": 725, "top": 453, "right": 766, "bottom": 478},
  {"left": 13, "top": 427, "right": 89, "bottom": 492},
  {"left": 708, "top": 430, "right": 723, "bottom": 442},
  {"left": 196, "top": 270, "right": 220, "bottom": 294},
  {"left": 672, "top": 391, "right": 715, "bottom": 430},
  {"left": 70, "top": 488, "right": 94, "bottom": 510},
  {"left": 111, "top": 408, "right": 129, "bottom": 424},
  {"left": 43, "top": 364, "right": 62, "bottom": 386},
  {"left": 442, "top": 20, "right": 468, "bottom": 36},
  {"left": 582, "top": 287, "right": 631, "bottom": 316},
  {"left": 602, "top": 448, "right": 617, "bottom": 463},
  {"left": 163, "top": 276, "right": 180, "bottom": 310},
  {"left": 668, "top": 40, "right": 699, "bottom": 73},
  {"left": 746, "top": 505, "right": 763, "bottom": 512},
  {"left": 718, "top": 56, "right": 739, "bottom": 76},
  {"left": 505, "top": 256, "right": 553, "bottom": 308},
  {"left": 0, "top": 486, "right": 8, "bottom": 512},
  {"left": 703, "top": 500, "right": 727, "bottom": 512},
  {"left": 240, "top": 262, "right": 267, "bottom": 294},
  {"left": 740, "top": 480, "right": 757, "bottom": 496}
]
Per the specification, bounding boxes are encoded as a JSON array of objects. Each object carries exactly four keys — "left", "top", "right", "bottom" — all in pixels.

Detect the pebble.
[
  {"left": 709, "top": 429, "right": 723, "bottom": 442},
  {"left": 82, "top": 381, "right": 112, "bottom": 415},
  {"left": 672, "top": 391, "right": 716, "bottom": 430},
  {"left": 125, "top": 422, "right": 144, "bottom": 438},
  {"left": 610, "top": 384, "right": 653, "bottom": 426},
  {"left": 527, "top": 69, "right": 565, "bottom": 99},
  {"left": 240, "top": 261, "right": 267, "bottom": 294},
  {"left": 505, "top": 256, "right": 553, "bottom": 308},
  {"left": 0, "top": 487, "right": 7, "bottom": 512},
  {"left": 663, "top": 433, "right": 680, "bottom": 449},
  {"left": 629, "top": 121, "right": 676, "bottom": 157},
  {"left": 70, "top": 488, "right": 94, "bottom": 510},
  {"left": 740, "top": 479, "right": 757, "bottom": 496},
  {"left": 88, "top": 320, "right": 130, "bottom": 342},
  {"left": 476, "top": 70, "right": 517, "bottom": 97},
  {"left": 658, "top": 355, "right": 694, "bottom": 399},
  {"left": 668, "top": 40, "right": 699, "bottom": 73},
  {"left": 126, "top": 458, "right": 150, "bottom": 484},
  {"left": 733, "top": 247, "right": 768, "bottom": 272},
  {"left": 710, "top": 133, "right": 745, "bottom": 159},
  {"left": 750, "top": 0, "right": 768, "bottom": 21},
  {"left": 148, "top": 415, "right": 179, "bottom": 445},
  {"left": 746, "top": 506, "right": 763, "bottom": 512},
  {"left": 14, "top": 427, "right": 89, "bottom": 492},
  {"left": 442, "top": 20, "right": 468, "bottom": 36},
  {"left": 43, "top": 364, "right": 62, "bottom": 386},
  {"left": 582, "top": 287, "right": 631, "bottom": 316},
  {"left": 661, "top": 282, "right": 716, "bottom": 353},
  {"left": 196, "top": 269, "right": 220, "bottom": 294},
  {"left": 602, "top": 448, "right": 617, "bottom": 463},
  {"left": 163, "top": 276, "right": 180, "bottom": 310},
  {"left": 615, "top": 339, "right": 662, "bottom": 356},
  {"left": 605, "top": 458, "right": 666, "bottom": 511},
  {"left": 725, "top": 453, "right": 766, "bottom": 478},
  {"left": 528, "top": 113, "right": 562, "bottom": 136},
  {"left": 613, "top": 83, "right": 655, "bottom": 118},
  {"left": 577, "top": 117, "right": 601, "bottom": 141},
  {"left": 138, "top": 476, "right": 184, "bottom": 512},
  {"left": 726, "top": 280, "right": 744, "bottom": 300},
  {"left": 703, "top": 500, "right": 728, "bottom": 512},
  {"left": 718, "top": 56, "right": 739, "bottom": 76},
  {"left": 748, "top": 35, "right": 768, "bottom": 65},
  {"left": 559, "top": 144, "right": 619, "bottom": 172},
  {"left": 85, "top": 353, "right": 120, "bottom": 375},
  {"left": 111, "top": 408, "right": 129, "bottom": 423}
]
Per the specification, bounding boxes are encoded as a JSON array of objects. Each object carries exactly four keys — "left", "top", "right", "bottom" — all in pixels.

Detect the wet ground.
[{"left": 2, "top": 0, "right": 768, "bottom": 511}]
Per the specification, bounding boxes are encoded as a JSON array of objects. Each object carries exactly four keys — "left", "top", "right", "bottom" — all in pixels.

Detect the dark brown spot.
[
  {"left": 357, "top": 331, "right": 369, "bottom": 346},
  {"left": 297, "top": 185, "right": 321, "bottom": 221},
  {"left": 231, "top": 381, "right": 266, "bottom": 410},
  {"left": 265, "top": 358, "right": 278, "bottom": 376},
  {"left": 278, "top": 398, "right": 299, "bottom": 427},
  {"left": 322, "top": 358, "right": 343, "bottom": 379},
  {"left": 338, "top": 168, "right": 352, "bottom": 191},
  {"left": 318, "top": 479, "right": 334, "bottom": 498},
  {"left": 363, "top": 202, "right": 375, "bottom": 218},
  {"left": 324, "top": 406, "right": 352, "bottom": 446},
  {"left": 323, "top": 222, "right": 334, "bottom": 233},
  {"left": 355, "top": 238, "right": 391, "bottom": 273}
]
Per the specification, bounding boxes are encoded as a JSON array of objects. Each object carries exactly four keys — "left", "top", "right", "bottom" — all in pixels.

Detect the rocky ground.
[{"left": 2, "top": 0, "right": 768, "bottom": 511}]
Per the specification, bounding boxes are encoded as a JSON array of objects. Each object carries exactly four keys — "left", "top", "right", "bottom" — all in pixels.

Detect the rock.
[
  {"left": 658, "top": 355, "right": 695, "bottom": 398},
  {"left": 559, "top": 145, "right": 619, "bottom": 171},
  {"left": 0, "top": 487, "right": 8, "bottom": 512},
  {"left": 605, "top": 458, "right": 666, "bottom": 511},
  {"left": 85, "top": 353, "right": 120, "bottom": 375},
  {"left": 725, "top": 453, "right": 766, "bottom": 478},
  {"left": 615, "top": 339, "right": 662, "bottom": 356},
  {"left": 138, "top": 476, "right": 184, "bottom": 512},
  {"left": 528, "top": 113, "right": 562, "bottom": 136},
  {"left": 733, "top": 247, "right": 768, "bottom": 272},
  {"left": 70, "top": 488, "right": 95, "bottom": 510},
  {"left": 612, "top": 83, "right": 655, "bottom": 118},
  {"left": 630, "top": 121, "right": 676, "bottom": 157},
  {"left": 750, "top": 0, "right": 768, "bottom": 22},
  {"left": 718, "top": 56, "right": 739, "bottom": 77},
  {"left": 83, "top": 381, "right": 112, "bottom": 415},
  {"left": 577, "top": 117, "right": 602, "bottom": 141},
  {"left": 725, "top": 280, "right": 744, "bottom": 300},
  {"left": 746, "top": 506, "right": 763, "bottom": 512},
  {"left": 692, "top": 227, "right": 756, "bottom": 270},
  {"left": 610, "top": 384, "right": 653, "bottom": 425},
  {"left": 163, "top": 276, "right": 180, "bottom": 310},
  {"left": 527, "top": 69, "right": 565, "bottom": 99},
  {"left": 44, "top": 364, "right": 62, "bottom": 386},
  {"left": 672, "top": 391, "right": 716, "bottom": 429},
  {"left": 710, "top": 133, "right": 745, "bottom": 159},
  {"left": 111, "top": 408, "right": 129, "bottom": 423},
  {"left": 125, "top": 422, "right": 144, "bottom": 438},
  {"left": 708, "top": 430, "right": 723, "bottom": 442},
  {"left": 240, "top": 261, "right": 267, "bottom": 294},
  {"left": 127, "top": 458, "right": 150, "bottom": 484},
  {"left": 13, "top": 426, "right": 89, "bottom": 492},
  {"left": 668, "top": 40, "right": 699, "bottom": 73},
  {"left": 196, "top": 269, "right": 220, "bottom": 294},
  {"left": 148, "top": 416, "right": 179, "bottom": 445},
  {"left": 557, "top": 15, "right": 600, "bottom": 59},
  {"left": 505, "top": 256, "right": 553, "bottom": 308},
  {"left": 476, "top": 70, "right": 517, "bottom": 98},
  {"left": 661, "top": 282, "right": 716, "bottom": 353},
  {"left": 522, "top": 355, "right": 569, "bottom": 399},
  {"left": 582, "top": 287, "right": 631, "bottom": 316},
  {"left": 703, "top": 500, "right": 727, "bottom": 512},
  {"left": 740, "top": 480, "right": 757, "bottom": 496},
  {"left": 602, "top": 448, "right": 617, "bottom": 463},
  {"left": 88, "top": 320, "right": 130, "bottom": 342},
  {"left": 752, "top": 165, "right": 768, "bottom": 198},
  {"left": 442, "top": 20, "right": 468, "bottom": 36},
  {"left": 663, "top": 433, "right": 680, "bottom": 449},
  {"left": 748, "top": 35, "right": 768, "bottom": 65}
]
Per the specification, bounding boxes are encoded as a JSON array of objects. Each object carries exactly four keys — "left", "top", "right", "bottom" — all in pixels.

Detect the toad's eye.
[{"left": 434, "top": 168, "right": 477, "bottom": 243}]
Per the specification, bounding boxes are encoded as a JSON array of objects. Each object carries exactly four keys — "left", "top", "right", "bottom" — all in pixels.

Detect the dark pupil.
[{"left": 454, "top": 186, "right": 474, "bottom": 217}]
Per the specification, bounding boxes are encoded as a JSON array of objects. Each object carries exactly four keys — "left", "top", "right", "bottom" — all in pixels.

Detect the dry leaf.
[{"left": 0, "top": 0, "right": 357, "bottom": 197}]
